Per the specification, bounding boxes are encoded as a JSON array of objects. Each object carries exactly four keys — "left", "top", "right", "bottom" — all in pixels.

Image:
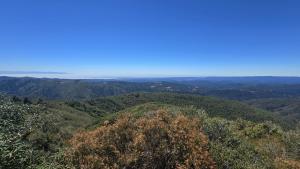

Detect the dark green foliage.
[
  {"left": 98, "top": 93, "right": 280, "bottom": 124},
  {"left": 202, "top": 118, "right": 274, "bottom": 169},
  {"left": 12, "top": 95, "right": 21, "bottom": 102},
  {"left": 23, "top": 97, "right": 32, "bottom": 104},
  {"left": 2, "top": 76, "right": 300, "bottom": 101},
  {"left": 1, "top": 89, "right": 299, "bottom": 168},
  {"left": 247, "top": 98, "right": 300, "bottom": 129},
  {"left": 0, "top": 77, "right": 193, "bottom": 100},
  {"left": 37, "top": 99, "right": 43, "bottom": 104},
  {"left": 0, "top": 76, "right": 299, "bottom": 128},
  {"left": 0, "top": 96, "right": 37, "bottom": 168},
  {"left": 0, "top": 95, "right": 95, "bottom": 168},
  {"left": 66, "top": 98, "right": 122, "bottom": 116},
  {"left": 65, "top": 92, "right": 292, "bottom": 129}
]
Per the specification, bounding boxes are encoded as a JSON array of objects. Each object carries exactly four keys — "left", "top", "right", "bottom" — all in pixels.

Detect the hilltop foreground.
[{"left": 1, "top": 93, "right": 299, "bottom": 169}]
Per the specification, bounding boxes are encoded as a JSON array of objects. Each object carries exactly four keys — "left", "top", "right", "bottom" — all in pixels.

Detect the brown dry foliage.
[
  {"left": 275, "top": 158, "right": 300, "bottom": 169},
  {"left": 65, "top": 110, "right": 216, "bottom": 169}
]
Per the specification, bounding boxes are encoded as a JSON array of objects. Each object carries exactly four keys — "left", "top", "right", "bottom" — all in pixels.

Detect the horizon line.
[{"left": 1, "top": 75, "right": 300, "bottom": 80}]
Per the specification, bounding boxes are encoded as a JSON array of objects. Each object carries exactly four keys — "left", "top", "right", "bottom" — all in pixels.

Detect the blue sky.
[{"left": 0, "top": 0, "right": 299, "bottom": 78}]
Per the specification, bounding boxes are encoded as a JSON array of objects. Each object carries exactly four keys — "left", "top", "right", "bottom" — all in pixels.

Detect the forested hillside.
[
  {"left": 247, "top": 98, "right": 300, "bottom": 129},
  {"left": 1, "top": 92, "right": 299, "bottom": 168},
  {"left": 65, "top": 92, "right": 298, "bottom": 129},
  {"left": 1, "top": 77, "right": 300, "bottom": 168},
  {"left": 0, "top": 94, "right": 96, "bottom": 168},
  {"left": 2, "top": 76, "right": 300, "bottom": 101},
  {"left": 2, "top": 0, "right": 300, "bottom": 167},
  {"left": 0, "top": 77, "right": 194, "bottom": 100},
  {"left": 1, "top": 77, "right": 300, "bottom": 127}
]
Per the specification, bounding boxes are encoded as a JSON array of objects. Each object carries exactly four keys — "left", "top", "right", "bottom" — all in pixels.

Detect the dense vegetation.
[
  {"left": 67, "top": 104, "right": 300, "bottom": 169},
  {"left": 66, "top": 111, "right": 216, "bottom": 169},
  {"left": 0, "top": 77, "right": 193, "bottom": 100},
  {"left": 0, "top": 94, "right": 96, "bottom": 168},
  {"left": 0, "top": 95, "right": 37, "bottom": 168},
  {"left": 1, "top": 77, "right": 300, "bottom": 168},
  {"left": 247, "top": 98, "right": 300, "bottom": 128},
  {"left": 1, "top": 76, "right": 300, "bottom": 127},
  {"left": 2, "top": 76, "right": 300, "bottom": 101},
  {"left": 67, "top": 92, "right": 295, "bottom": 129}
]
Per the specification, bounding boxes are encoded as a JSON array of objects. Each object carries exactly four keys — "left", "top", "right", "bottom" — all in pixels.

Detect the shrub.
[
  {"left": 0, "top": 96, "right": 66, "bottom": 168},
  {"left": 202, "top": 118, "right": 274, "bottom": 169},
  {"left": 0, "top": 99, "right": 35, "bottom": 168},
  {"left": 282, "top": 129, "right": 300, "bottom": 160},
  {"left": 65, "top": 110, "right": 216, "bottom": 169}
]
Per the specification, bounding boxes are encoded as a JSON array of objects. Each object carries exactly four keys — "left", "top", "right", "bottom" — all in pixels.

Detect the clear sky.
[{"left": 0, "top": 0, "right": 299, "bottom": 78}]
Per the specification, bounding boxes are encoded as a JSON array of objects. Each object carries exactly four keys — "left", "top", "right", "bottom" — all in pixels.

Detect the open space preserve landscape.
[{"left": 0, "top": 1, "right": 299, "bottom": 169}]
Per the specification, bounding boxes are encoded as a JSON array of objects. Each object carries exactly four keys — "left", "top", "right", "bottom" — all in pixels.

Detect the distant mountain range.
[
  {"left": 120, "top": 76, "right": 300, "bottom": 84},
  {"left": 1, "top": 76, "right": 300, "bottom": 100}
]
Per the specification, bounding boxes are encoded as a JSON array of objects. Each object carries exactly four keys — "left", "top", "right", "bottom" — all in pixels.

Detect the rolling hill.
[
  {"left": 1, "top": 91, "right": 299, "bottom": 168},
  {"left": 2, "top": 76, "right": 300, "bottom": 101}
]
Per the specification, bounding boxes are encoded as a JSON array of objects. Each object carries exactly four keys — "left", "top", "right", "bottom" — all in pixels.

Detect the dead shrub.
[{"left": 65, "top": 110, "right": 215, "bottom": 169}]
